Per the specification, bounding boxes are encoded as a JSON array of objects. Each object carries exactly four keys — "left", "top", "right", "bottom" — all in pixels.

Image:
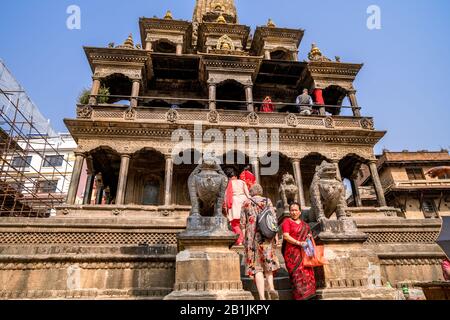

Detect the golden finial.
[
  {"left": 164, "top": 10, "right": 173, "bottom": 20},
  {"left": 267, "top": 19, "right": 276, "bottom": 28},
  {"left": 216, "top": 14, "right": 227, "bottom": 24},
  {"left": 308, "top": 43, "right": 331, "bottom": 62},
  {"left": 123, "top": 34, "right": 134, "bottom": 48}
]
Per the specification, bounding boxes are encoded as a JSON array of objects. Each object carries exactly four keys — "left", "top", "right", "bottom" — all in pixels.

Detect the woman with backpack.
[
  {"left": 240, "top": 184, "right": 280, "bottom": 300},
  {"left": 281, "top": 202, "right": 317, "bottom": 300}
]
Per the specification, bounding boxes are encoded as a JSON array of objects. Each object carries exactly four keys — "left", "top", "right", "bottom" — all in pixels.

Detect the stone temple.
[{"left": 0, "top": 0, "right": 446, "bottom": 300}]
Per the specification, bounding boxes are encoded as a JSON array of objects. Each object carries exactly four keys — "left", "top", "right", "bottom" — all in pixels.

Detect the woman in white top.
[{"left": 224, "top": 167, "right": 250, "bottom": 245}]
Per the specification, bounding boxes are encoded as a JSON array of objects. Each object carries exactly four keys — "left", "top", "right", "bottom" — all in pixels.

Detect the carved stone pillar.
[
  {"left": 291, "top": 159, "right": 306, "bottom": 209},
  {"left": 130, "top": 80, "right": 140, "bottom": 108},
  {"left": 348, "top": 90, "right": 362, "bottom": 117},
  {"left": 176, "top": 43, "right": 183, "bottom": 55},
  {"left": 116, "top": 154, "right": 131, "bottom": 205},
  {"left": 245, "top": 85, "right": 254, "bottom": 112},
  {"left": 251, "top": 158, "right": 260, "bottom": 185},
  {"left": 164, "top": 155, "right": 174, "bottom": 206},
  {"left": 66, "top": 153, "right": 85, "bottom": 205},
  {"left": 145, "top": 41, "right": 153, "bottom": 51},
  {"left": 292, "top": 51, "right": 299, "bottom": 61},
  {"left": 264, "top": 50, "right": 271, "bottom": 60},
  {"left": 369, "top": 160, "right": 387, "bottom": 207},
  {"left": 83, "top": 156, "right": 95, "bottom": 205},
  {"left": 332, "top": 160, "right": 342, "bottom": 181},
  {"left": 89, "top": 78, "right": 101, "bottom": 104},
  {"left": 351, "top": 178, "right": 363, "bottom": 207},
  {"left": 208, "top": 82, "right": 217, "bottom": 110}
]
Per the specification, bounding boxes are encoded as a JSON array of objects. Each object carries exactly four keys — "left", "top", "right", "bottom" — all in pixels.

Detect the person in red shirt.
[
  {"left": 260, "top": 96, "right": 275, "bottom": 113},
  {"left": 442, "top": 258, "right": 450, "bottom": 281},
  {"left": 240, "top": 165, "right": 256, "bottom": 190}
]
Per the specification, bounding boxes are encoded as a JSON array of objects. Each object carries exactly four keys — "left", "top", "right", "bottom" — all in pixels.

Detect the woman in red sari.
[
  {"left": 261, "top": 96, "right": 275, "bottom": 113},
  {"left": 281, "top": 202, "right": 316, "bottom": 300}
]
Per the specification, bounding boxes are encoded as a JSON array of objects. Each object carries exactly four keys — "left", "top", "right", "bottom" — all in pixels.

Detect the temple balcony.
[{"left": 75, "top": 99, "right": 374, "bottom": 132}]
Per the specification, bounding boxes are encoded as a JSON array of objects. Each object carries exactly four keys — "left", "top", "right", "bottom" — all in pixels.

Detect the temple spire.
[{"left": 193, "top": 0, "right": 237, "bottom": 23}]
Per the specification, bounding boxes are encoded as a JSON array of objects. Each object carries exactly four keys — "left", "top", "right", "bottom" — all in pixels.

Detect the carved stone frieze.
[
  {"left": 285, "top": 113, "right": 298, "bottom": 127},
  {"left": 247, "top": 112, "right": 259, "bottom": 125},
  {"left": 324, "top": 116, "right": 335, "bottom": 128},
  {"left": 166, "top": 109, "right": 179, "bottom": 123},
  {"left": 124, "top": 108, "right": 136, "bottom": 121},
  {"left": 360, "top": 118, "right": 375, "bottom": 130},
  {"left": 76, "top": 106, "right": 93, "bottom": 119},
  {"left": 94, "top": 66, "right": 142, "bottom": 80},
  {"left": 207, "top": 110, "right": 220, "bottom": 123}
]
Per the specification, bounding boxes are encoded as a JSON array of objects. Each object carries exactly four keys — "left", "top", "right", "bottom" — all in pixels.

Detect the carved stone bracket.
[
  {"left": 166, "top": 109, "right": 179, "bottom": 123},
  {"left": 207, "top": 110, "right": 220, "bottom": 124},
  {"left": 124, "top": 108, "right": 136, "bottom": 121},
  {"left": 285, "top": 113, "right": 298, "bottom": 127},
  {"left": 247, "top": 112, "right": 259, "bottom": 126},
  {"left": 360, "top": 118, "right": 374, "bottom": 130},
  {"left": 77, "top": 105, "right": 93, "bottom": 119},
  {"left": 324, "top": 116, "right": 335, "bottom": 128},
  {"left": 112, "top": 209, "right": 122, "bottom": 216}
]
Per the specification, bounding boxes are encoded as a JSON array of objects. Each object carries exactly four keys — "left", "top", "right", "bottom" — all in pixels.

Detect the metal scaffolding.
[{"left": 0, "top": 59, "right": 72, "bottom": 217}]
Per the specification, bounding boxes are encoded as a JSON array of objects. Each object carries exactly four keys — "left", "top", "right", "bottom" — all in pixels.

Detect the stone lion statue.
[
  {"left": 188, "top": 154, "right": 228, "bottom": 217},
  {"left": 304, "top": 161, "right": 347, "bottom": 224},
  {"left": 276, "top": 173, "right": 298, "bottom": 222}
]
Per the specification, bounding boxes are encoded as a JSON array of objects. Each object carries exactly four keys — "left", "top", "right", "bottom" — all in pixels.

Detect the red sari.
[
  {"left": 281, "top": 218, "right": 316, "bottom": 300},
  {"left": 239, "top": 170, "right": 256, "bottom": 190}
]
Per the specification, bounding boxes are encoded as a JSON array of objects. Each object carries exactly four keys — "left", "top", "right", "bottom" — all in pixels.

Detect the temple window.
[
  {"left": 101, "top": 73, "right": 132, "bottom": 104},
  {"left": 143, "top": 179, "right": 161, "bottom": 205},
  {"left": 270, "top": 50, "right": 291, "bottom": 61},
  {"left": 322, "top": 85, "right": 347, "bottom": 115},
  {"left": 216, "top": 80, "right": 246, "bottom": 111},
  {"left": 406, "top": 168, "right": 425, "bottom": 180},
  {"left": 422, "top": 199, "right": 438, "bottom": 218},
  {"left": 153, "top": 40, "right": 177, "bottom": 54}
]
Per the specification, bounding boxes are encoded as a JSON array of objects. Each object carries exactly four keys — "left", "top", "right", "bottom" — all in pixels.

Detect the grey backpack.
[{"left": 251, "top": 198, "right": 279, "bottom": 240}]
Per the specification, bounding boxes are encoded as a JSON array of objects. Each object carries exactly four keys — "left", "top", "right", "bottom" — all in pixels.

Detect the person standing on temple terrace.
[
  {"left": 240, "top": 165, "right": 256, "bottom": 190},
  {"left": 296, "top": 88, "right": 314, "bottom": 115},
  {"left": 261, "top": 96, "right": 275, "bottom": 113},
  {"left": 442, "top": 258, "right": 450, "bottom": 281},
  {"left": 224, "top": 167, "right": 250, "bottom": 246},
  {"left": 241, "top": 184, "right": 280, "bottom": 300},
  {"left": 281, "top": 202, "right": 317, "bottom": 300}
]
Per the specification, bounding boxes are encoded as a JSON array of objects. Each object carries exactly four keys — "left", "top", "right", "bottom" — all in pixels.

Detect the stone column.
[
  {"left": 264, "top": 50, "right": 271, "bottom": 60},
  {"left": 332, "top": 160, "right": 342, "bottom": 181},
  {"left": 89, "top": 78, "right": 101, "bottom": 104},
  {"left": 369, "top": 160, "right": 387, "bottom": 207},
  {"left": 208, "top": 82, "right": 217, "bottom": 110},
  {"left": 245, "top": 85, "right": 254, "bottom": 112},
  {"left": 145, "top": 41, "right": 153, "bottom": 51},
  {"left": 83, "top": 156, "right": 95, "bottom": 205},
  {"left": 348, "top": 90, "right": 362, "bottom": 117},
  {"left": 292, "top": 51, "right": 299, "bottom": 61},
  {"left": 351, "top": 178, "right": 363, "bottom": 207},
  {"left": 251, "top": 158, "right": 260, "bottom": 185},
  {"left": 66, "top": 153, "right": 85, "bottom": 205},
  {"left": 83, "top": 173, "right": 95, "bottom": 205},
  {"left": 291, "top": 159, "right": 306, "bottom": 209},
  {"left": 116, "top": 154, "right": 131, "bottom": 205},
  {"left": 176, "top": 43, "right": 183, "bottom": 55},
  {"left": 130, "top": 80, "right": 140, "bottom": 108},
  {"left": 164, "top": 155, "right": 174, "bottom": 206}
]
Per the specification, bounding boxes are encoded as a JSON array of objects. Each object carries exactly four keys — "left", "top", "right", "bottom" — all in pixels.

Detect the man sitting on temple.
[{"left": 296, "top": 89, "right": 314, "bottom": 115}]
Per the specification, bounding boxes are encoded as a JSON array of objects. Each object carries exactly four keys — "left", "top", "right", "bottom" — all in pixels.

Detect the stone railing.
[
  {"left": 76, "top": 104, "right": 376, "bottom": 131},
  {"left": 391, "top": 179, "right": 450, "bottom": 189}
]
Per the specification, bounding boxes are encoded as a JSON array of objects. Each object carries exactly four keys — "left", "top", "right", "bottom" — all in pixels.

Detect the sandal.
[{"left": 269, "top": 290, "right": 279, "bottom": 300}]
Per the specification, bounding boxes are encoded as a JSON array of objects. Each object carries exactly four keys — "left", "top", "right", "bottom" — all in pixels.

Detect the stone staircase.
[{"left": 232, "top": 245, "right": 293, "bottom": 300}]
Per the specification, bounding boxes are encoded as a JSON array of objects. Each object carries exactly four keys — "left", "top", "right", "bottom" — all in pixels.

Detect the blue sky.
[{"left": 0, "top": 0, "right": 449, "bottom": 154}]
